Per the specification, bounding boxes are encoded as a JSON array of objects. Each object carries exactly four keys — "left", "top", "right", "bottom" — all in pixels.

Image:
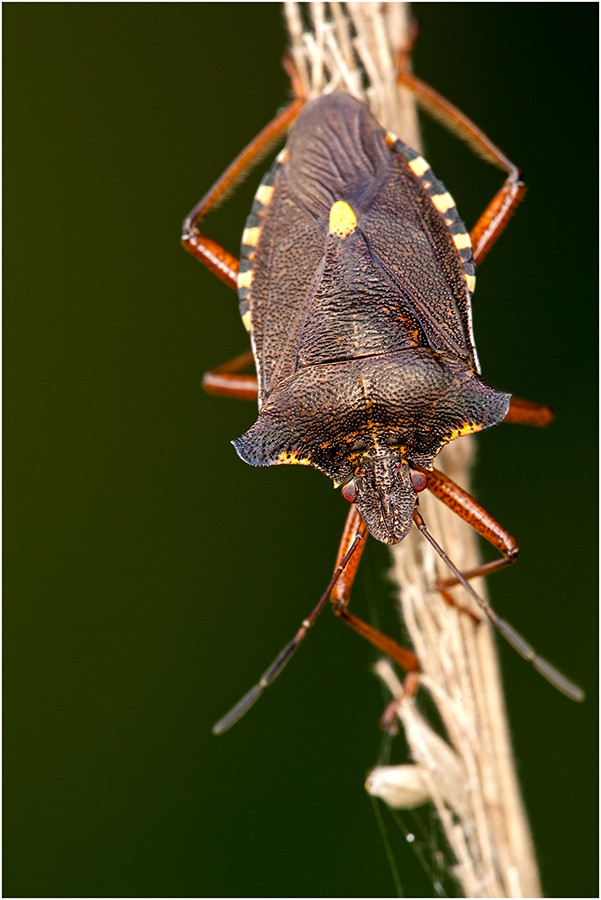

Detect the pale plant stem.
[{"left": 284, "top": 3, "right": 541, "bottom": 896}]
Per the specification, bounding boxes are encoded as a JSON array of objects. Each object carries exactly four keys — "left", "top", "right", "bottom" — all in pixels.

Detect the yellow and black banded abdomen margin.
[
  {"left": 237, "top": 149, "right": 288, "bottom": 333},
  {"left": 388, "top": 134, "right": 476, "bottom": 298}
]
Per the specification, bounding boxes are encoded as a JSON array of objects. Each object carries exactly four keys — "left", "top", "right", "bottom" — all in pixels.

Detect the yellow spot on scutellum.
[
  {"left": 277, "top": 450, "right": 312, "bottom": 465},
  {"left": 241, "top": 310, "right": 252, "bottom": 332},
  {"left": 242, "top": 226, "right": 261, "bottom": 247},
  {"left": 408, "top": 155, "right": 430, "bottom": 177},
  {"left": 452, "top": 230, "right": 472, "bottom": 251},
  {"left": 431, "top": 191, "right": 455, "bottom": 214},
  {"left": 255, "top": 184, "right": 274, "bottom": 206},
  {"left": 465, "top": 273, "right": 476, "bottom": 293},
  {"left": 237, "top": 269, "right": 253, "bottom": 289},
  {"left": 329, "top": 200, "right": 357, "bottom": 238}
]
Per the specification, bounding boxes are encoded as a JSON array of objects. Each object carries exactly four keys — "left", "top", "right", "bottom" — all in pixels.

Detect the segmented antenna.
[
  {"left": 212, "top": 532, "right": 364, "bottom": 734},
  {"left": 412, "top": 508, "right": 584, "bottom": 702}
]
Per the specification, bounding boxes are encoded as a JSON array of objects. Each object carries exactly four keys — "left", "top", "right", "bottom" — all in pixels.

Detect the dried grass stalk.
[{"left": 284, "top": 3, "right": 541, "bottom": 896}]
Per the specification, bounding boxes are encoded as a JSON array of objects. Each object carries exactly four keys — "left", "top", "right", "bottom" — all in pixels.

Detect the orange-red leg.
[
  {"left": 202, "top": 349, "right": 258, "bottom": 401},
  {"left": 182, "top": 98, "right": 305, "bottom": 290},
  {"left": 413, "top": 464, "right": 519, "bottom": 590},
  {"left": 395, "top": 68, "right": 526, "bottom": 265},
  {"left": 505, "top": 396, "right": 554, "bottom": 427},
  {"left": 212, "top": 503, "right": 422, "bottom": 733},
  {"left": 330, "top": 507, "right": 419, "bottom": 674},
  {"left": 414, "top": 396, "right": 553, "bottom": 587}
]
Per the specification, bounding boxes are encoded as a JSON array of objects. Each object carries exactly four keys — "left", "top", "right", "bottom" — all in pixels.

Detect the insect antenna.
[
  {"left": 412, "top": 508, "right": 584, "bottom": 702},
  {"left": 212, "top": 531, "right": 365, "bottom": 734}
]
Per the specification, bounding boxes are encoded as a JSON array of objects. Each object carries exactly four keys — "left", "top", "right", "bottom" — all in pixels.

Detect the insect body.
[
  {"left": 234, "top": 93, "right": 508, "bottom": 545},
  {"left": 182, "top": 79, "right": 583, "bottom": 732}
]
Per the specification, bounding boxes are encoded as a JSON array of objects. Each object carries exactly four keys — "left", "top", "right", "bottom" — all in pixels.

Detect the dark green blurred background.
[{"left": 4, "top": 4, "right": 597, "bottom": 897}]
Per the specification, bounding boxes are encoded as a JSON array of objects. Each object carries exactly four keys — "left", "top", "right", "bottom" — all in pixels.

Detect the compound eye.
[
  {"left": 342, "top": 481, "right": 357, "bottom": 503},
  {"left": 410, "top": 469, "right": 427, "bottom": 492}
]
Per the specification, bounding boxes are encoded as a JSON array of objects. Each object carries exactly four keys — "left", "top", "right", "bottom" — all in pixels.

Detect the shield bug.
[{"left": 182, "top": 72, "right": 583, "bottom": 732}]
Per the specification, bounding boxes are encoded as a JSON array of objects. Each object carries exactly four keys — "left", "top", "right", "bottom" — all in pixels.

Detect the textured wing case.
[
  {"left": 235, "top": 93, "right": 508, "bottom": 477},
  {"left": 239, "top": 93, "right": 478, "bottom": 407}
]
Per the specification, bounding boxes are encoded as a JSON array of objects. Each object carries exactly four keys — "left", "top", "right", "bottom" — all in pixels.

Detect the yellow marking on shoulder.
[
  {"left": 408, "top": 155, "right": 430, "bottom": 177},
  {"left": 241, "top": 309, "right": 252, "bottom": 332},
  {"left": 277, "top": 450, "right": 312, "bottom": 466},
  {"left": 242, "top": 226, "right": 261, "bottom": 247},
  {"left": 237, "top": 269, "right": 253, "bottom": 289},
  {"left": 452, "top": 231, "right": 472, "bottom": 251},
  {"left": 329, "top": 200, "right": 357, "bottom": 238},
  {"left": 465, "top": 273, "right": 476, "bottom": 293},
  {"left": 446, "top": 421, "right": 483, "bottom": 442},
  {"left": 431, "top": 191, "right": 455, "bottom": 214},
  {"left": 276, "top": 147, "right": 289, "bottom": 164},
  {"left": 255, "top": 184, "right": 274, "bottom": 205},
  {"left": 385, "top": 131, "right": 399, "bottom": 147}
]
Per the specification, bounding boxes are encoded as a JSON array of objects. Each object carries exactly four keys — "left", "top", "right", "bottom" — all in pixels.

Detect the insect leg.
[
  {"left": 504, "top": 396, "right": 555, "bottom": 427},
  {"left": 182, "top": 98, "right": 304, "bottom": 289},
  {"left": 202, "top": 349, "right": 258, "bottom": 401},
  {"left": 395, "top": 69, "right": 526, "bottom": 265},
  {"left": 415, "top": 464, "right": 519, "bottom": 588},
  {"left": 330, "top": 507, "right": 419, "bottom": 675}
]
